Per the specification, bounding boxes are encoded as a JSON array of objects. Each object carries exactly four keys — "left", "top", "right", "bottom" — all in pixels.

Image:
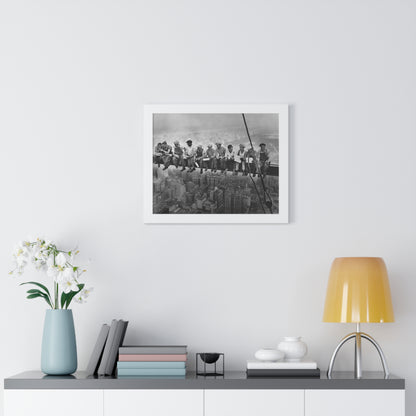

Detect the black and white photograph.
[{"left": 144, "top": 105, "right": 288, "bottom": 223}]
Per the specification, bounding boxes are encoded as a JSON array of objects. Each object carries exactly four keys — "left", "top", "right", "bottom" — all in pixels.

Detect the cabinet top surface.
[{"left": 4, "top": 371, "right": 404, "bottom": 390}]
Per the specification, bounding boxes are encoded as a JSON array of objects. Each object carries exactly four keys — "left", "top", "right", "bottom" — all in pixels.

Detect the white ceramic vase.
[{"left": 277, "top": 337, "right": 307, "bottom": 362}]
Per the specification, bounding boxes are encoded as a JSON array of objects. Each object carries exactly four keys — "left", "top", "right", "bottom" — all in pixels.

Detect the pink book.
[{"left": 118, "top": 354, "right": 187, "bottom": 362}]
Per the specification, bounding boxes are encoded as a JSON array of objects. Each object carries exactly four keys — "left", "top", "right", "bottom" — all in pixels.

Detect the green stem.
[
  {"left": 53, "top": 252, "right": 58, "bottom": 309},
  {"left": 55, "top": 282, "right": 59, "bottom": 309}
]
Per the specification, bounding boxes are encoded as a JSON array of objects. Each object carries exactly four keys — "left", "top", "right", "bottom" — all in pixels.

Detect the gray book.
[
  {"left": 97, "top": 319, "right": 118, "bottom": 376},
  {"left": 119, "top": 345, "right": 187, "bottom": 354},
  {"left": 86, "top": 324, "right": 110, "bottom": 375},
  {"left": 246, "top": 368, "right": 321, "bottom": 377},
  {"left": 104, "top": 320, "right": 129, "bottom": 376}
]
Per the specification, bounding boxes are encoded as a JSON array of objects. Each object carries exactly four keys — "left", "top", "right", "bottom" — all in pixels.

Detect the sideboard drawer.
[
  {"left": 104, "top": 389, "right": 203, "bottom": 416},
  {"left": 4, "top": 389, "right": 103, "bottom": 416},
  {"left": 305, "top": 389, "right": 405, "bottom": 416},
  {"left": 205, "top": 389, "right": 304, "bottom": 416}
]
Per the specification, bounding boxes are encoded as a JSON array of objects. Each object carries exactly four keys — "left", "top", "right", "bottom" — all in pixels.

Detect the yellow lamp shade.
[{"left": 323, "top": 257, "right": 394, "bottom": 323}]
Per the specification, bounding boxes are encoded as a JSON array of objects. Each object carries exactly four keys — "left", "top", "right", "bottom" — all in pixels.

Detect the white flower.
[
  {"left": 73, "top": 287, "right": 93, "bottom": 303},
  {"left": 47, "top": 253, "right": 70, "bottom": 283},
  {"left": 64, "top": 267, "right": 75, "bottom": 280},
  {"left": 68, "top": 248, "right": 80, "bottom": 264},
  {"left": 14, "top": 241, "right": 30, "bottom": 259},
  {"left": 32, "top": 246, "right": 50, "bottom": 270},
  {"left": 82, "top": 287, "right": 93, "bottom": 298},
  {"left": 10, "top": 241, "right": 31, "bottom": 275},
  {"left": 33, "top": 244, "right": 49, "bottom": 260},
  {"left": 47, "top": 267, "right": 66, "bottom": 283},
  {"left": 14, "top": 253, "right": 28, "bottom": 268},
  {"left": 61, "top": 276, "right": 79, "bottom": 294},
  {"left": 73, "top": 292, "right": 85, "bottom": 304},
  {"left": 56, "top": 252, "right": 67, "bottom": 267},
  {"left": 47, "top": 266, "right": 57, "bottom": 281},
  {"left": 10, "top": 238, "right": 92, "bottom": 307}
]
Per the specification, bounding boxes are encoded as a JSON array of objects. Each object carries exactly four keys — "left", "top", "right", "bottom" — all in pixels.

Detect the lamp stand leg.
[
  {"left": 361, "top": 332, "right": 390, "bottom": 378},
  {"left": 327, "top": 324, "right": 389, "bottom": 380},
  {"left": 327, "top": 333, "right": 356, "bottom": 379},
  {"left": 354, "top": 323, "right": 362, "bottom": 379}
]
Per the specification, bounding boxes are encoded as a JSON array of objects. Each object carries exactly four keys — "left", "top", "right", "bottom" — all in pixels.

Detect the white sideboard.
[
  {"left": 4, "top": 390, "right": 103, "bottom": 416},
  {"left": 205, "top": 389, "right": 304, "bottom": 416},
  {"left": 104, "top": 390, "right": 203, "bottom": 416},
  {"left": 4, "top": 371, "right": 405, "bottom": 416},
  {"left": 305, "top": 389, "right": 405, "bottom": 416}
]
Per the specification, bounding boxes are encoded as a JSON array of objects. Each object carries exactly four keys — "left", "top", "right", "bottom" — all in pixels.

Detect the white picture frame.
[{"left": 143, "top": 104, "right": 289, "bottom": 224}]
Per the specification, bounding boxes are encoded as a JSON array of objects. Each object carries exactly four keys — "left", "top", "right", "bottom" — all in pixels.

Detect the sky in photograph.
[{"left": 153, "top": 113, "right": 279, "bottom": 163}]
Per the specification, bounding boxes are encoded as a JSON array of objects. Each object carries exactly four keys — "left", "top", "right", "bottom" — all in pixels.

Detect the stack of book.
[
  {"left": 117, "top": 345, "right": 187, "bottom": 378},
  {"left": 246, "top": 360, "right": 320, "bottom": 378}
]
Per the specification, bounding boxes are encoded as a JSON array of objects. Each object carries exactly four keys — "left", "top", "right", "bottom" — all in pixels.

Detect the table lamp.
[{"left": 323, "top": 257, "right": 394, "bottom": 379}]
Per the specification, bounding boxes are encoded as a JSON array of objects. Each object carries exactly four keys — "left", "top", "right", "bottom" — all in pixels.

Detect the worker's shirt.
[
  {"left": 259, "top": 150, "right": 269, "bottom": 162},
  {"left": 161, "top": 145, "right": 172, "bottom": 154},
  {"left": 184, "top": 145, "right": 196, "bottom": 157},
  {"left": 174, "top": 146, "right": 183, "bottom": 156},
  {"left": 245, "top": 150, "right": 257, "bottom": 163},
  {"left": 215, "top": 147, "right": 226, "bottom": 158},
  {"left": 237, "top": 150, "right": 246, "bottom": 161},
  {"left": 206, "top": 148, "right": 215, "bottom": 158},
  {"left": 225, "top": 149, "right": 235, "bottom": 160}
]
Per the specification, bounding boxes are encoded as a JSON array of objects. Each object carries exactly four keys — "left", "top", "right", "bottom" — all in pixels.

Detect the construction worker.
[
  {"left": 204, "top": 144, "right": 215, "bottom": 171},
  {"left": 235, "top": 144, "right": 246, "bottom": 174},
  {"left": 154, "top": 142, "right": 163, "bottom": 167},
  {"left": 245, "top": 147, "right": 257, "bottom": 177},
  {"left": 160, "top": 141, "right": 173, "bottom": 170},
  {"left": 225, "top": 144, "right": 236, "bottom": 174},
  {"left": 172, "top": 140, "right": 183, "bottom": 168},
  {"left": 214, "top": 142, "right": 226, "bottom": 173},
  {"left": 195, "top": 144, "right": 204, "bottom": 173},
  {"left": 183, "top": 139, "right": 196, "bottom": 172},
  {"left": 258, "top": 143, "right": 270, "bottom": 176}
]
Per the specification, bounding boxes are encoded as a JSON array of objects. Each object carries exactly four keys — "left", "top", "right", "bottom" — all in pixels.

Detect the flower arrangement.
[{"left": 9, "top": 238, "right": 93, "bottom": 309}]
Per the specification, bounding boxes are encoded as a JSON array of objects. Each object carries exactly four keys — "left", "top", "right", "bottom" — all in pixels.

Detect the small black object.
[
  {"left": 200, "top": 353, "right": 220, "bottom": 364},
  {"left": 196, "top": 352, "right": 224, "bottom": 376}
]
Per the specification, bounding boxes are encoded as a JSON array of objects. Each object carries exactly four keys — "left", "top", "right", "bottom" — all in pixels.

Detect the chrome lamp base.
[{"left": 327, "top": 323, "right": 390, "bottom": 379}]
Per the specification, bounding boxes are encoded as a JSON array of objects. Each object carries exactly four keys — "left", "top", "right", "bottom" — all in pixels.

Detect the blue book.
[
  {"left": 117, "top": 361, "right": 186, "bottom": 369},
  {"left": 117, "top": 368, "right": 186, "bottom": 376}
]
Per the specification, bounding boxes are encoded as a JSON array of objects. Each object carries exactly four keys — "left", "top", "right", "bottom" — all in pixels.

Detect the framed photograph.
[{"left": 143, "top": 104, "right": 289, "bottom": 223}]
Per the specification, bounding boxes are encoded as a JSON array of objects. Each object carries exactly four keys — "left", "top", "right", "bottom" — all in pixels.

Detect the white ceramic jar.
[{"left": 277, "top": 337, "right": 307, "bottom": 362}]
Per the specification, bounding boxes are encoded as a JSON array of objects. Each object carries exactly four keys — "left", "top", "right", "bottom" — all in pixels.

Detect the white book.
[{"left": 247, "top": 359, "right": 317, "bottom": 370}]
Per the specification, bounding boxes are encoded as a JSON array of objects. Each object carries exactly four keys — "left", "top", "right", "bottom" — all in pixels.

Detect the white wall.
[{"left": 0, "top": 0, "right": 415, "bottom": 413}]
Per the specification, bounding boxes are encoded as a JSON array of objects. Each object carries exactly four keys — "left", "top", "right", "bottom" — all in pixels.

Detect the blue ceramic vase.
[{"left": 41, "top": 309, "right": 77, "bottom": 375}]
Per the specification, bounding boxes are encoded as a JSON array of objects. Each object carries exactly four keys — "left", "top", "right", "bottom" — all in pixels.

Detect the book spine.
[
  {"left": 104, "top": 320, "right": 124, "bottom": 375},
  {"left": 97, "top": 320, "right": 118, "bottom": 375},
  {"left": 117, "top": 368, "right": 186, "bottom": 376},
  {"left": 119, "top": 321, "right": 128, "bottom": 348},
  {"left": 86, "top": 324, "right": 110, "bottom": 375},
  {"left": 105, "top": 320, "right": 129, "bottom": 375},
  {"left": 246, "top": 369, "right": 321, "bottom": 377},
  {"left": 117, "top": 361, "right": 186, "bottom": 369},
  {"left": 118, "top": 354, "right": 187, "bottom": 362},
  {"left": 246, "top": 362, "right": 317, "bottom": 370}
]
